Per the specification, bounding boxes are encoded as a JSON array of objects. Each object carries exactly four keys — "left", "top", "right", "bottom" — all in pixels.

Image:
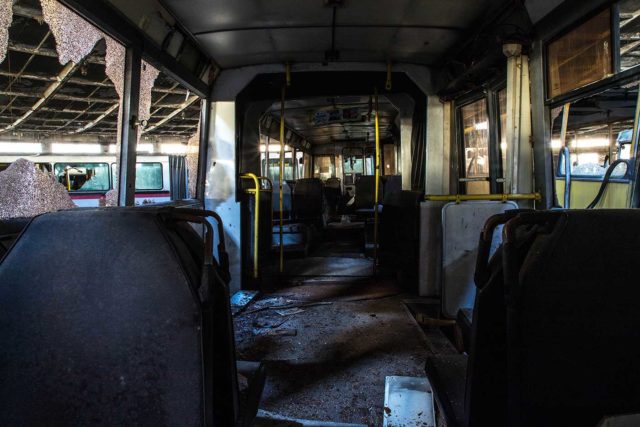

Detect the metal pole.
[
  {"left": 373, "top": 88, "right": 380, "bottom": 273},
  {"left": 424, "top": 193, "right": 541, "bottom": 202},
  {"left": 279, "top": 85, "right": 286, "bottom": 273},
  {"left": 559, "top": 103, "right": 571, "bottom": 208},
  {"left": 197, "top": 98, "right": 211, "bottom": 202},
  {"left": 118, "top": 46, "right": 142, "bottom": 207}
]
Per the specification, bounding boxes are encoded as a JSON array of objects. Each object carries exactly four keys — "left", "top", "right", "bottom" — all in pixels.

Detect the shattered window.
[
  {"left": 54, "top": 162, "right": 110, "bottom": 191},
  {"left": 0, "top": 0, "right": 124, "bottom": 213},
  {"left": 139, "top": 69, "right": 202, "bottom": 201}
]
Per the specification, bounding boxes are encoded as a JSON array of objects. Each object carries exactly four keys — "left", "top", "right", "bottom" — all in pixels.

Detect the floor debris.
[
  {"left": 234, "top": 282, "right": 441, "bottom": 426},
  {"left": 253, "top": 328, "right": 298, "bottom": 337},
  {"left": 275, "top": 307, "right": 306, "bottom": 316}
]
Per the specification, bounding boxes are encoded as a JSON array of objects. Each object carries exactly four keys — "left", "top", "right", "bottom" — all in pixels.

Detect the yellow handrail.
[
  {"left": 279, "top": 85, "right": 286, "bottom": 274},
  {"left": 373, "top": 88, "right": 381, "bottom": 273},
  {"left": 424, "top": 193, "right": 541, "bottom": 203},
  {"left": 240, "top": 173, "right": 272, "bottom": 279}
]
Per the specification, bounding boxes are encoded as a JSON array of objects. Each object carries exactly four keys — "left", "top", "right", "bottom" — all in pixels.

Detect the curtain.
[{"left": 169, "top": 155, "right": 187, "bottom": 200}]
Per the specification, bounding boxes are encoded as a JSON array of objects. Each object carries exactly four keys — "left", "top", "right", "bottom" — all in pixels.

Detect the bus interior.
[{"left": 2, "top": 0, "right": 640, "bottom": 426}]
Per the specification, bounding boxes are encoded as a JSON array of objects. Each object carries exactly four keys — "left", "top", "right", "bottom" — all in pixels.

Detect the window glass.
[
  {"left": 54, "top": 163, "right": 111, "bottom": 192},
  {"left": 264, "top": 151, "right": 293, "bottom": 182},
  {"left": 295, "top": 150, "right": 304, "bottom": 179},
  {"left": 617, "top": 0, "right": 640, "bottom": 71},
  {"left": 383, "top": 144, "right": 397, "bottom": 175},
  {"left": 135, "top": 163, "right": 163, "bottom": 190},
  {"left": 547, "top": 8, "right": 612, "bottom": 98},
  {"left": 461, "top": 99, "right": 490, "bottom": 179},
  {"left": 550, "top": 83, "right": 638, "bottom": 180},
  {"left": 313, "top": 156, "right": 335, "bottom": 181},
  {"left": 498, "top": 89, "right": 508, "bottom": 178}
]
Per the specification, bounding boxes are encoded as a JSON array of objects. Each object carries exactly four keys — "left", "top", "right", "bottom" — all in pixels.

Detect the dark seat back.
[
  {"left": 0, "top": 208, "right": 241, "bottom": 426},
  {"left": 292, "top": 178, "right": 324, "bottom": 223},
  {"left": 0, "top": 217, "right": 30, "bottom": 259},
  {"left": 353, "top": 175, "right": 382, "bottom": 210},
  {"left": 504, "top": 210, "right": 640, "bottom": 427},
  {"left": 465, "top": 210, "right": 535, "bottom": 427},
  {"left": 382, "top": 175, "right": 402, "bottom": 205},
  {"left": 324, "top": 177, "right": 342, "bottom": 214}
]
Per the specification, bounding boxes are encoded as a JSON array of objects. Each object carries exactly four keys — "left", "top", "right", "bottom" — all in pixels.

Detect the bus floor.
[
  {"left": 234, "top": 280, "right": 457, "bottom": 426},
  {"left": 275, "top": 221, "right": 374, "bottom": 280}
]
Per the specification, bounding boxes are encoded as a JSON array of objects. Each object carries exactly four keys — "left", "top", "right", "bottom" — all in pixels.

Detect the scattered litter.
[
  {"left": 241, "top": 300, "right": 333, "bottom": 316},
  {"left": 253, "top": 318, "right": 288, "bottom": 329},
  {"left": 275, "top": 307, "right": 306, "bottom": 316},
  {"left": 253, "top": 328, "right": 297, "bottom": 337},
  {"left": 231, "top": 290, "right": 259, "bottom": 307}
]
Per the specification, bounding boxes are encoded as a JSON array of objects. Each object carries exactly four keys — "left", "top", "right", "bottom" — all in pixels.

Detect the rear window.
[
  {"left": 54, "top": 162, "right": 111, "bottom": 192},
  {"left": 135, "top": 162, "right": 163, "bottom": 190},
  {"left": 110, "top": 162, "right": 164, "bottom": 191}
]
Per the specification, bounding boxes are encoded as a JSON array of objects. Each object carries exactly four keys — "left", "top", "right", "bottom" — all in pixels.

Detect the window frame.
[
  {"left": 456, "top": 94, "right": 492, "bottom": 194},
  {"left": 54, "top": 162, "right": 112, "bottom": 193},
  {"left": 544, "top": 4, "right": 629, "bottom": 106},
  {"left": 135, "top": 161, "right": 165, "bottom": 192}
]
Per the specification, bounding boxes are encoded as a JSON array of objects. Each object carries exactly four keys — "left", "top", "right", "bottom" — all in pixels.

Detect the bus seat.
[
  {"left": 352, "top": 175, "right": 383, "bottom": 214},
  {"left": 379, "top": 190, "right": 422, "bottom": 289},
  {"left": 382, "top": 175, "right": 402, "bottom": 206},
  {"left": 324, "top": 177, "right": 342, "bottom": 215},
  {"left": 0, "top": 208, "right": 264, "bottom": 426},
  {"left": 271, "top": 179, "right": 292, "bottom": 219},
  {"left": 504, "top": 210, "right": 640, "bottom": 427},
  {"left": 426, "top": 210, "right": 535, "bottom": 427},
  {"left": 292, "top": 178, "right": 325, "bottom": 225},
  {"left": 0, "top": 217, "right": 31, "bottom": 259}
]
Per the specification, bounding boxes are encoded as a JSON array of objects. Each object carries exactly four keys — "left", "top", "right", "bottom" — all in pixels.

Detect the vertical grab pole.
[
  {"left": 373, "top": 88, "right": 381, "bottom": 273},
  {"left": 559, "top": 103, "right": 571, "bottom": 208},
  {"left": 279, "top": 85, "right": 286, "bottom": 273},
  {"left": 240, "top": 174, "right": 261, "bottom": 279}
]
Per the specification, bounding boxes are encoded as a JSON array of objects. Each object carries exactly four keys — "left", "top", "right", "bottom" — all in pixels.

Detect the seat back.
[
  {"left": 0, "top": 217, "right": 30, "bottom": 259},
  {"left": 292, "top": 178, "right": 324, "bottom": 223},
  {"left": 271, "top": 179, "right": 292, "bottom": 218},
  {"left": 324, "top": 177, "right": 342, "bottom": 214},
  {"left": 465, "top": 210, "right": 534, "bottom": 427},
  {"left": 382, "top": 175, "right": 402, "bottom": 205},
  {"left": 504, "top": 210, "right": 640, "bottom": 426},
  {"left": 353, "top": 175, "right": 382, "bottom": 210},
  {"left": 0, "top": 208, "right": 238, "bottom": 426}
]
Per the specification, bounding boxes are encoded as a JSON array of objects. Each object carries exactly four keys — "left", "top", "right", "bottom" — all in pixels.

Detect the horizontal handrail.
[{"left": 424, "top": 193, "right": 541, "bottom": 203}]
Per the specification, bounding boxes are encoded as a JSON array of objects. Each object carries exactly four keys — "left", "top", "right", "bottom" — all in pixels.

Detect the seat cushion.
[{"left": 425, "top": 355, "right": 467, "bottom": 427}]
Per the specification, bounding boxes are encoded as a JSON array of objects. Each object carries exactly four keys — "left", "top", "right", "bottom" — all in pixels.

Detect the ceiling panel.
[{"left": 165, "top": 0, "right": 502, "bottom": 69}]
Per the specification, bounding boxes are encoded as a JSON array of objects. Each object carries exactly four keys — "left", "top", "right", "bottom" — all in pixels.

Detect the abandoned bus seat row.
[
  {"left": 0, "top": 208, "right": 265, "bottom": 426},
  {"left": 426, "top": 209, "right": 640, "bottom": 427}
]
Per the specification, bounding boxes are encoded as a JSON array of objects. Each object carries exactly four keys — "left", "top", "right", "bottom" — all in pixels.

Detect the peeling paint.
[{"left": 0, "top": 0, "right": 11, "bottom": 64}]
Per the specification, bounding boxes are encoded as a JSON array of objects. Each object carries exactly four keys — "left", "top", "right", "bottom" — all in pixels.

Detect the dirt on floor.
[{"left": 234, "top": 280, "right": 441, "bottom": 426}]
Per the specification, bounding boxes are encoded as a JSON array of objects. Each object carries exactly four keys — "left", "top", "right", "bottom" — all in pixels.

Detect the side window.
[
  {"left": 551, "top": 83, "right": 638, "bottom": 180},
  {"left": 135, "top": 163, "right": 164, "bottom": 191},
  {"left": 460, "top": 98, "right": 490, "bottom": 194},
  {"left": 313, "top": 156, "right": 335, "bottom": 181},
  {"left": 54, "top": 163, "right": 111, "bottom": 192},
  {"left": 547, "top": 8, "right": 613, "bottom": 99}
]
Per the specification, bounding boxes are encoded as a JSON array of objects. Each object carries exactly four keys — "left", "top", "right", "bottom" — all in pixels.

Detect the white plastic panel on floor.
[
  {"left": 441, "top": 201, "right": 517, "bottom": 318},
  {"left": 383, "top": 376, "right": 435, "bottom": 427}
]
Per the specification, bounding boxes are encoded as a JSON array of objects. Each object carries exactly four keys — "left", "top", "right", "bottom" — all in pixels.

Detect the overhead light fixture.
[
  {"left": 0, "top": 142, "right": 43, "bottom": 154},
  {"left": 51, "top": 143, "right": 102, "bottom": 154}
]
